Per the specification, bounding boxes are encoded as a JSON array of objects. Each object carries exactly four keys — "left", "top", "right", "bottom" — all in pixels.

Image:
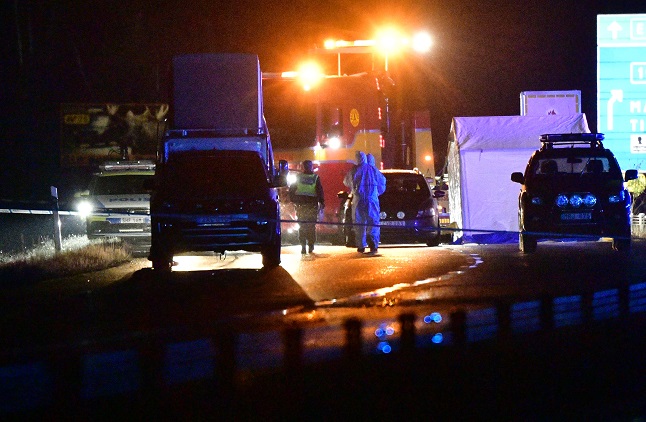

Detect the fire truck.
[{"left": 263, "top": 70, "right": 436, "bottom": 242}]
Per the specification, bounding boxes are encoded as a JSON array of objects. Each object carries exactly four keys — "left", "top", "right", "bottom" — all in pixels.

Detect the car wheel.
[
  {"left": 612, "top": 237, "right": 631, "bottom": 252},
  {"left": 151, "top": 256, "right": 172, "bottom": 272},
  {"left": 262, "top": 238, "right": 281, "bottom": 269},
  {"left": 519, "top": 232, "right": 537, "bottom": 253},
  {"left": 426, "top": 229, "right": 441, "bottom": 247}
]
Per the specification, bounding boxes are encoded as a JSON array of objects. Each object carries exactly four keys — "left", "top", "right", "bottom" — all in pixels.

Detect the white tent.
[{"left": 447, "top": 114, "right": 590, "bottom": 243}]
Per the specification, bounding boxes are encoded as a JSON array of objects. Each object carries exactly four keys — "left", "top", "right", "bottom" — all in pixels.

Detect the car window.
[
  {"left": 532, "top": 156, "right": 612, "bottom": 176},
  {"left": 92, "top": 174, "right": 154, "bottom": 195},
  {"left": 164, "top": 152, "right": 269, "bottom": 196},
  {"left": 384, "top": 174, "right": 430, "bottom": 196}
]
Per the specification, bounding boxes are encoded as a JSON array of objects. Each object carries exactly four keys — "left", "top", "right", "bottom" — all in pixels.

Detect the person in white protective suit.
[{"left": 352, "top": 152, "right": 386, "bottom": 254}]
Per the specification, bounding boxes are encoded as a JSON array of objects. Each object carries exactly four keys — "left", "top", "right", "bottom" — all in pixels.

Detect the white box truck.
[{"left": 520, "top": 90, "right": 581, "bottom": 116}]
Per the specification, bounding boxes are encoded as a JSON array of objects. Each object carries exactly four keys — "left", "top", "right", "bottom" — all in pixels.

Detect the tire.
[
  {"left": 262, "top": 238, "right": 281, "bottom": 269},
  {"left": 426, "top": 229, "right": 441, "bottom": 247},
  {"left": 151, "top": 256, "right": 172, "bottom": 272},
  {"left": 519, "top": 232, "right": 537, "bottom": 253},
  {"left": 612, "top": 237, "right": 631, "bottom": 252}
]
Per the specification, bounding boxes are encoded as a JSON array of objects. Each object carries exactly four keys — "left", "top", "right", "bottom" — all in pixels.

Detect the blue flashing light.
[{"left": 431, "top": 333, "right": 444, "bottom": 344}]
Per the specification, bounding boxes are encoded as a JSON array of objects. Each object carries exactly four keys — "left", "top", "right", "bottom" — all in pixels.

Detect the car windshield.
[
  {"left": 530, "top": 155, "right": 619, "bottom": 177},
  {"left": 163, "top": 151, "right": 269, "bottom": 197},
  {"left": 382, "top": 173, "right": 431, "bottom": 197},
  {"left": 91, "top": 174, "right": 154, "bottom": 195}
]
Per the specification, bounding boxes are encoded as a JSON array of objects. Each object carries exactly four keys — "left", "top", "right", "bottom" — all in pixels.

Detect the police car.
[{"left": 76, "top": 160, "right": 155, "bottom": 241}]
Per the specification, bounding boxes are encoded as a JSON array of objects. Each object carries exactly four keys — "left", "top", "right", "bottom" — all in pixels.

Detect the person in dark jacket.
[{"left": 289, "top": 160, "right": 325, "bottom": 254}]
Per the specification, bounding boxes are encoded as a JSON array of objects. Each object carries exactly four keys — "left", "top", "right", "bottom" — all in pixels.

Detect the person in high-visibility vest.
[{"left": 289, "top": 160, "right": 325, "bottom": 254}]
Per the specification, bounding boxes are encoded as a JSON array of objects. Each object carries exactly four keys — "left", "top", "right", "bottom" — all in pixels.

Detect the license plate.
[
  {"left": 381, "top": 220, "right": 405, "bottom": 226},
  {"left": 120, "top": 217, "right": 147, "bottom": 224},
  {"left": 197, "top": 215, "right": 244, "bottom": 225},
  {"left": 560, "top": 212, "right": 592, "bottom": 221}
]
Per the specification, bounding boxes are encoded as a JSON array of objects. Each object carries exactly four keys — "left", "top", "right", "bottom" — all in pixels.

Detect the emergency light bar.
[{"left": 100, "top": 160, "right": 156, "bottom": 171}]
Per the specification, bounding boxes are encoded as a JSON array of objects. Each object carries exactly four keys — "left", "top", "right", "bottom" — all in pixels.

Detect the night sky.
[{"left": 1, "top": 0, "right": 644, "bottom": 200}]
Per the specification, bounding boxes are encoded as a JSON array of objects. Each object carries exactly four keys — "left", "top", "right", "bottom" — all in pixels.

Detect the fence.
[{"left": 634, "top": 213, "right": 646, "bottom": 238}]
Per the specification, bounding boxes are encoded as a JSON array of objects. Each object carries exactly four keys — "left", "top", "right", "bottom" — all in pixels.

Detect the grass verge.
[{"left": 0, "top": 236, "right": 133, "bottom": 285}]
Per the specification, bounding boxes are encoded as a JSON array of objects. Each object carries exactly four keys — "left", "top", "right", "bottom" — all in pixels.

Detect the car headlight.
[
  {"left": 608, "top": 190, "right": 625, "bottom": 204},
  {"left": 555, "top": 194, "right": 569, "bottom": 208},
  {"left": 77, "top": 200, "right": 94, "bottom": 219},
  {"left": 286, "top": 173, "right": 298, "bottom": 186},
  {"left": 530, "top": 196, "right": 543, "bottom": 205},
  {"left": 583, "top": 194, "right": 597, "bottom": 207},
  {"left": 569, "top": 194, "right": 583, "bottom": 208}
]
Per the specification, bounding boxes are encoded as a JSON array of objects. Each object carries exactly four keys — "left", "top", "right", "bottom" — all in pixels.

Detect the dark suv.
[{"left": 511, "top": 133, "right": 638, "bottom": 253}]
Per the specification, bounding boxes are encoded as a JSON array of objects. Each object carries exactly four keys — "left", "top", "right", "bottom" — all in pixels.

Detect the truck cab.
[{"left": 148, "top": 128, "right": 288, "bottom": 270}]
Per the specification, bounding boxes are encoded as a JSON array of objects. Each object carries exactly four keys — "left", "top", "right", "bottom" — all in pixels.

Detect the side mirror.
[
  {"left": 74, "top": 189, "right": 90, "bottom": 198},
  {"left": 274, "top": 160, "right": 289, "bottom": 187},
  {"left": 511, "top": 172, "right": 524, "bottom": 184},
  {"left": 625, "top": 169, "right": 638, "bottom": 182},
  {"left": 337, "top": 190, "right": 350, "bottom": 200},
  {"left": 433, "top": 190, "right": 446, "bottom": 199}
]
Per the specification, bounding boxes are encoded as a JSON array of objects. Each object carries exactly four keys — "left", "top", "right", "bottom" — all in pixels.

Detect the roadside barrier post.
[
  {"left": 449, "top": 309, "right": 467, "bottom": 348},
  {"left": 398, "top": 312, "right": 416, "bottom": 354},
  {"left": 51, "top": 186, "right": 62, "bottom": 252},
  {"left": 343, "top": 318, "right": 362, "bottom": 360},
  {"left": 540, "top": 295, "right": 554, "bottom": 332}
]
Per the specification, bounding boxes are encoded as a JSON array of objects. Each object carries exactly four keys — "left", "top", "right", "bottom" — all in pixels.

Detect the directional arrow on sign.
[
  {"left": 607, "top": 89, "right": 623, "bottom": 130},
  {"left": 607, "top": 21, "right": 623, "bottom": 40}
]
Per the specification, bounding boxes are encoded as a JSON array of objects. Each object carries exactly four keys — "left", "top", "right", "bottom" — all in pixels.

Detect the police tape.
[
  {"left": 0, "top": 208, "right": 79, "bottom": 216},
  {"left": 2, "top": 209, "right": 633, "bottom": 241}
]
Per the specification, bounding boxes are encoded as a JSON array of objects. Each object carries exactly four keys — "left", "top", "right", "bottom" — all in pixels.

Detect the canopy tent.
[{"left": 446, "top": 113, "right": 590, "bottom": 244}]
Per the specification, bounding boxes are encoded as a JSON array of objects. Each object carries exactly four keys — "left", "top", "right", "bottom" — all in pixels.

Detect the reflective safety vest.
[{"left": 295, "top": 173, "right": 318, "bottom": 197}]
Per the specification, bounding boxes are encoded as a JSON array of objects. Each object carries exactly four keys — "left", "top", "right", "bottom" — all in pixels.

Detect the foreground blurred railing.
[{"left": 2, "top": 280, "right": 646, "bottom": 418}]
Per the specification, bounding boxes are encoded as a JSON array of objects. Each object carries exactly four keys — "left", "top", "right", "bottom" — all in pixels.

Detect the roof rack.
[
  {"left": 539, "top": 133, "right": 604, "bottom": 149},
  {"left": 166, "top": 128, "right": 267, "bottom": 138},
  {"left": 99, "top": 160, "right": 156, "bottom": 171}
]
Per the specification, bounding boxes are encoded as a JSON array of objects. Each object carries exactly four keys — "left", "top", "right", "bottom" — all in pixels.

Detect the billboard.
[
  {"left": 597, "top": 14, "right": 646, "bottom": 171},
  {"left": 60, "top": 103, "right": 169, "bottom": 167}
]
